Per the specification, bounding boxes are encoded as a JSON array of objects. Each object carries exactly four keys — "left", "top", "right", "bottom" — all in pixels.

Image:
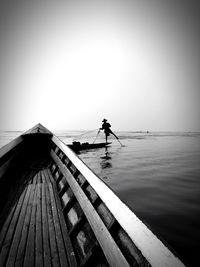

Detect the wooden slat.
[
  {"left": 0, "top": 202, "right": 18, "bottom": 252},
  {"left": 41, "top": 171, "right": 46, "bottom": 183},
  {"left": 51, "top": 150, "right": 130, "bottom": 267},
  {"left": 51, "top": 189, "right": 77, "bottom": 267},
  {"left": 35, "top": 183, "right": 43, "bottom": 266},
  {"left": 45, "top": 170, "right": 77, "bottom": 267},
  {"left": 48, "top": 183, "right": 69, "bottom": 267},
  {"left": 41, "top": 183, "right": 51, "bottom": 267},
  {"left": 43, "top": 169, "right": 52, "bottom": 184},
  {"left": 0, "top": 188, "right": 27, "bottom": 266},
  {"left": 36, "top": 172, "right": 41, "bottom": 184},
  {"left": 32, "top": 173, "right": 37, "bottom": 185},
  {"left": 37, "top": 172, "right": 40, "bottom": 184},
  {"left": 45, "top": 169, "right": 77, "bottom": 267},
  {"left": 5, "top": 185, "right": 32, "bottom": 267},
  {"left": 23, "top": 183, "right": 38, "bottom": 267},
  {"left": 47, "top": 169, "right": 55, "bottom": 183},
  {"left": 14, "top": 184, "right": 36, "bottom": 267},
  {"left": 0, "top": 167, "right": 33, "bottom": 232},
  {"left": 45, "top": 183, "right": 60, "bottom": 267}
]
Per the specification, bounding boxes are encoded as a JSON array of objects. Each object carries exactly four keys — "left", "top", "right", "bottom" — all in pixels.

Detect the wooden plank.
[
  {"left": 5, "top": 185, "right": 32, "bottom": 267},
  {"left": 35, "top": 183, "right": 44, "bottom": 267},
  {"left": 51, "top": 151, "right": 130, "bottom": 267},
  {"left": 48, "top": 183, "right": 69, "bottom": 267},
  {"left": 46, "top": 169, "right": 55, "bottom": 183},
  {"left": 23, "top": 183, "right": 38, "bottom": 267},
  {"left": 14, "top": 184, "right": 36, "bottom": 267},
  {"left": 32, "top": 173, "right": 37, "bottom": 185},
  {"left": 50, "top": 181, "right": 77, "bottom": 267},
  {"left": 45, "top": 183, "right": 60, "bottom": 267},
  {"left": 0, "top": 187, "right": 27, "bottom": 267},
  {"left": 41, "top": 171, "right": 46, "bottom": 183},
  {"left": 36, "top": 172, "right": 40, "bottom": 184},
  {"left": 35, "top": 172, "right": 39, "bottom": 184},
  {"left": 0, "top": 202, "right": 18, "bottom": 252},
  {"left": 43, "top": 170, "right": 51, "bottom": 184},
  {"left": 0, "top": 168, "right": 32, "bottom": 231},
  {"left": 41, "top": 183, "right": 51, "bottom": 267}
]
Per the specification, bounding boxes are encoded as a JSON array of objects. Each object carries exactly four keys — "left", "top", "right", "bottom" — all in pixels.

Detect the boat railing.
[{"left": 50, "top": 135, "right": 185, "bottom": 267}]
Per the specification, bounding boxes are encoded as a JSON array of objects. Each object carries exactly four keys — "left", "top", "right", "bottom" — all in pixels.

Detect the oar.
[
  {"left": 117, "top": 138, "right": 124, "bottom": 147},
  {"left": 116, "top": 137, "right": 125, "bottom": 147},
  {"left": 111, "top": 131, "right": 124, "bottom": 147},
  {"left": 93, "top": 129, "right": 100, "bottom": 144}
]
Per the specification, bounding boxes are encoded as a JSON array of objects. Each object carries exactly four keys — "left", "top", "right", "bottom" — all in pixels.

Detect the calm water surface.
[{"left": 1, "top": 131, "right": 200, "bottom": 266}]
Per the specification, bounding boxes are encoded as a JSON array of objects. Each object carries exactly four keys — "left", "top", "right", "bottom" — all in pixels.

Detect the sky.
[{"left": 0, "top": 0, "right": 200, "bottom": 131}]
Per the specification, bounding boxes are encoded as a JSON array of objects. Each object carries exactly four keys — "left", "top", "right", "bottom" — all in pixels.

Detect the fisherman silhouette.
[{"left": 99, "top": 119, "right": 119, "bottom": 144}]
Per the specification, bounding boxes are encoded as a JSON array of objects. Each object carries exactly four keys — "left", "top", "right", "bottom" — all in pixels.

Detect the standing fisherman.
[{"left": 99, "top": 119, "right": 120, "bottom": 144}]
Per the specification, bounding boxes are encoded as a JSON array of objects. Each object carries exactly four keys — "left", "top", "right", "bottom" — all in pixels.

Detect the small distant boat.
[
  {"left": 0, "top": 124, "right": 185, "bottom": 267},
  {"left": 68, "top": 141, "right": 111, "bottom": 152}
]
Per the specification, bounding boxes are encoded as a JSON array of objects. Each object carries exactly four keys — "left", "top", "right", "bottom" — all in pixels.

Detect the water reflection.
[{"left": 100, "top": 147, "right": 112, "bottom": 169}]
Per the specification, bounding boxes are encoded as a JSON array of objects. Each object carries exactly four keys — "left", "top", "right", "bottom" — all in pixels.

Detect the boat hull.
[
  {"left": 0, "top": 124, "right": 186, "bottom": 267},
  {"left": 68, "top": 141, "right": 111, "bottom": 152}
]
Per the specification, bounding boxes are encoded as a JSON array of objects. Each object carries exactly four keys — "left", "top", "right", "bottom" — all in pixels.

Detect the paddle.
[
  {"left": 93, "top": 129, "right": 100, "bottom": 144},
  {"left": 117, "top": 138, "right": 125, "bottom": 147},
  {"left": 111, "top": 131, "right": 125, "bottom": 147}
]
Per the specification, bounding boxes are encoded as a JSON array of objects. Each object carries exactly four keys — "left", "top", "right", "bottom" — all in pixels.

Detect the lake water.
[{"left": 1, "top": 130, "right": 200, "bottom": 266}]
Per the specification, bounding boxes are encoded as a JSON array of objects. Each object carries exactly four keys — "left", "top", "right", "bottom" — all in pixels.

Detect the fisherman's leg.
[
  {"left": 105, "top": 134, "right": 108, "bottom": 143},
  {"left": 110, "top": 131, "right": 119, "bottom": 140}
]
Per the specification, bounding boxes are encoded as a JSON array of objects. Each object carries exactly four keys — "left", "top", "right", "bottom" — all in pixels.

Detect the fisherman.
[{"left": 99, "top": 119, "right": 119, "bottom": 143}]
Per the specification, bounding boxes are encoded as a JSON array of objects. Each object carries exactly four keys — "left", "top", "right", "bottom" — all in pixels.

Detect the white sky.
[{"left": 0, "top": 0, "right": 200, "bottom": 131}]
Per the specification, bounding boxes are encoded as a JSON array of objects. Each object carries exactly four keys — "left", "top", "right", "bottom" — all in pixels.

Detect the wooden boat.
[
  {"left": 68, "top": 141, "right": 111, "bottom": 152},
  {"left": 0, "top": 123, "right": 185, "bottom": 267}
]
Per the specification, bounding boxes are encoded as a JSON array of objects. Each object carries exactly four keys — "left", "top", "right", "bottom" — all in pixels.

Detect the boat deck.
[{"left": 0, "top": 160, "right": 75, "bottom": 267}]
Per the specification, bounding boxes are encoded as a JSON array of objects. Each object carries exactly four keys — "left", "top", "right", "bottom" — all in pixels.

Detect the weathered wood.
[
  {"left": 46, "top": 170, "right": 77, "bottom": 267},
  {"left": 0, "top": 202, "right": 18, "bottom": 252},
  {"left": 46, "top": 168, "right": 55, "bottom": 183},
  {"left": 23, "top": 183, "right": 38, "bottom": 267},
  {"left": 58, "top": 182, "right": 69, "bottom": 197},
  {"left": 48, "top": 183, "right": 69, "bottom": 267},
  {"left": 37, "top": 172, "right": 41, "bottom": 184},
  {"left": 31, "top": 173, "right": 37, "bottom": 185},
  {"left": 35, "top": 183, "right": 44, "bottom": 267},
  {"left": 5, "top": 185, "right": 32, "bottom": 267},
  {"left": 41, "top": 170, "right": 46, "bottom": 183},
  {"left": 14, "top": 185, "right": 36, "bottom": 267},
  {"left": 51, "top": 150, "right": 130, "bottom": 267},
  {"left": 45, "top": 182, "right": 60, "bottom": 267},
  {"left": 0, "top": 188, "right": 27, "bottom": 266},
  {"left": 41, "top": 170, "right": 49, "bottom": 184},
  {"left": 41, "top": 183, "right": 51, "bottom": 267}
]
